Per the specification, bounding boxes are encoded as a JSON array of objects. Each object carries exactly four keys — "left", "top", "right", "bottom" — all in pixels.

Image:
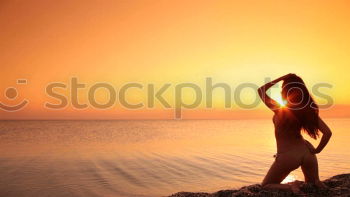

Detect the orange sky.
[{"left": 1, "top": 0, "right": 350, "bottom": 119}]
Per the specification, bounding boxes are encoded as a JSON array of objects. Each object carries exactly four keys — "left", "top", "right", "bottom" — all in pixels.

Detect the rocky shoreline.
[{"left": 168, "top": 173, "right": 350, "bottom": 197}]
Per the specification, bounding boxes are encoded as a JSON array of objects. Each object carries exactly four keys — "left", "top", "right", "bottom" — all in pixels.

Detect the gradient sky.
[{"left": 1, "top": 0, "right": 349, "bottom": 119}]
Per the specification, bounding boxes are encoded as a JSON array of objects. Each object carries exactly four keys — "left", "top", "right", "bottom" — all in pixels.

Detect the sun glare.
[
  {"left": 270, "top": 91, "right": 287, "bottom": 108},
  {"left": 276, "top": 98, "right": 287, "bottom": 107},
  {"left": 273, "top": 96, "right": 287, "bottom": 107}
]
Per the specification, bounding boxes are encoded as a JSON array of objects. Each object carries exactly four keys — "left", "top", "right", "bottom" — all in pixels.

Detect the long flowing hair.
[{"left": 281, "top": 75, "right": 319, "bottom": 139}]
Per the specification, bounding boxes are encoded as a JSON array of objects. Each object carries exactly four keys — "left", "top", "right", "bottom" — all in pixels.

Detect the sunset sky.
[{"left": 1, "top": 0, "right": 349, "bottom": 119}]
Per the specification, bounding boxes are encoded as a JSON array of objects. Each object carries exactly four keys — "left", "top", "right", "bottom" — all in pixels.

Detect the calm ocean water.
[{"left": 0, "top": 119, "right": 349, "bottom": 197}]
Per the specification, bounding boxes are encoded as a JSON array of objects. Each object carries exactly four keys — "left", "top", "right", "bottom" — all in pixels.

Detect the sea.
[{"left": 0, "top": 119, "right": 349, "bottom": 197}]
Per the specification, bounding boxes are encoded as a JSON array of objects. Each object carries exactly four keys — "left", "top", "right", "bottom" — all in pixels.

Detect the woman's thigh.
[
  {"left": 301, "top": 153, "right": 320, "bottom": 183},
  {"left": 262, "top": 154, "right": 301, "bottom": 185}
]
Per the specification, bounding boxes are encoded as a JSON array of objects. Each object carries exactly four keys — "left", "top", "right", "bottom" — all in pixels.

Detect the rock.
[{"left": 168, "top": 173, "right": 350, "bottom": 197}]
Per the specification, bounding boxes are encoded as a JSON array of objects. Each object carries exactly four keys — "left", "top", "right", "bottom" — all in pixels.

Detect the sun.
[
  {"left": 276, "top": 97, "right": 287, "bottom": 107},
  {"left": 270, "top": 92, "right": 287, "bottom": 108},
  {"left": 271, "top": 94, "right": 287, "bottom": 107}
]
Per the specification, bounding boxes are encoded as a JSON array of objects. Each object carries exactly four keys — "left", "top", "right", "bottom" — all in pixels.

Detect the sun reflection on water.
[{"left": 282, "top": 174, "right": 298, "bottom": 184}]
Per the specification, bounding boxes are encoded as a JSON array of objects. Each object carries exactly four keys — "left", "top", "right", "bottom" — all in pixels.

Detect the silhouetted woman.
[{"left": 258, "top": 73, "right": 332, "bottom": 193}]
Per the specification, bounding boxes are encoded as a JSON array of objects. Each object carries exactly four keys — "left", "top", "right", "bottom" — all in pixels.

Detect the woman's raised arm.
[{"left": 258, "top": 74, "right": 293, "bottom": 113}]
